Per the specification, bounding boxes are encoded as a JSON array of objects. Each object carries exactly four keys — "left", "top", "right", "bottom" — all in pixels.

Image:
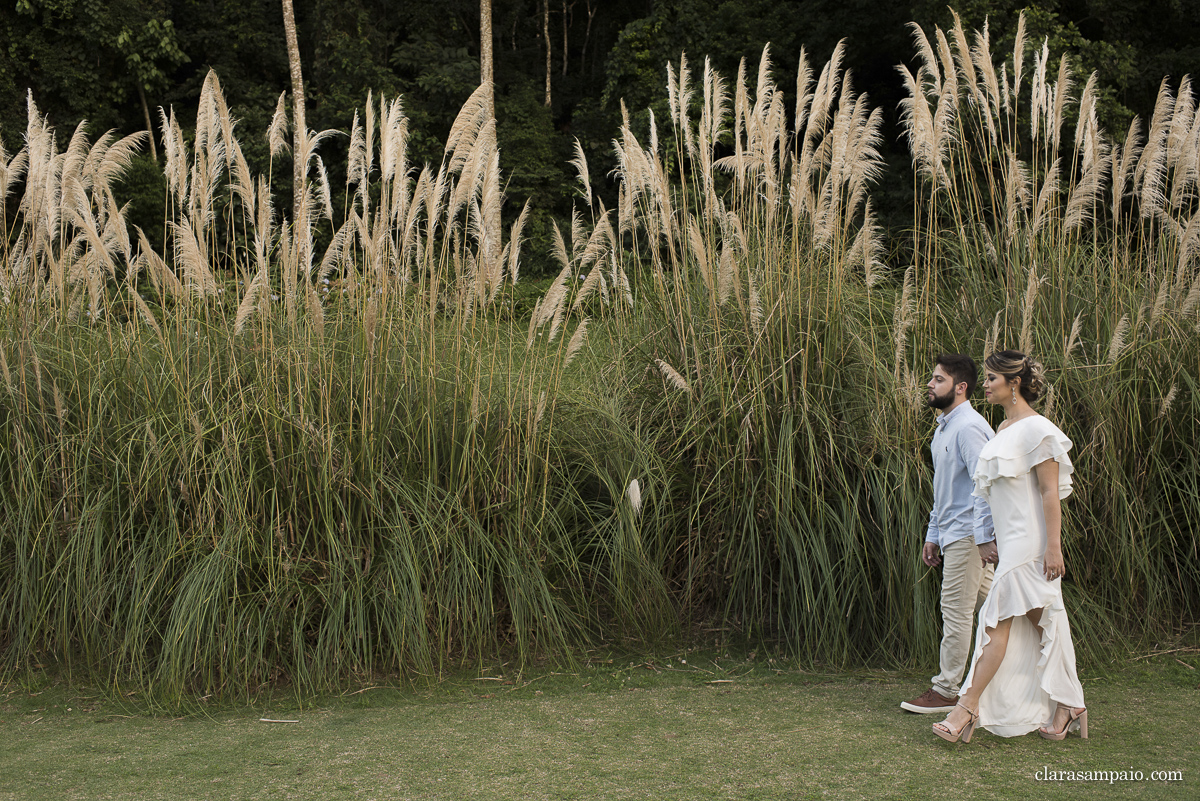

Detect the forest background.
[
  {"left": 1, "top": 0, "right": 1198, "bottom": 701},
  {"left": 4, "top": 0, "right": 1198, "bottom": 263}
]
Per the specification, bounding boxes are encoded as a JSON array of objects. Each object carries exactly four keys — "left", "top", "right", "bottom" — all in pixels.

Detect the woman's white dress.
[{"left": 961, "top": 415, "right": 1086, "bottom": 737}]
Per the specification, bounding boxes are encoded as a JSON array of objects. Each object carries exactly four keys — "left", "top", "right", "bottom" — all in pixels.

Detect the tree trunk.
[
  {"left": 561, "top": 0, "right": 571, "bottom": 78},
  {"left": 480, "top": 0, "right": 494, "bottom": 119},
  {"left": 480, "top": 0, "right": 500, "bottom": 285},
  {"left": 581, "top": 0, "right": 596, "bottom": 78},
  {"left": 281, "top": 0, "right": 306, "bottom": 225},
  {"left": 543, "top": 0, "right": 552, "bottom": 106},
  {"left": 137, "top": 84, "right": 158, "bottom": 161}
]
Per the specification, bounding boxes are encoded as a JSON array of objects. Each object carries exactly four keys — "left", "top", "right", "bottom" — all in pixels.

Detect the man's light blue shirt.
[{"left": 926, "top": 401, "right": 995, "bottom": 549}]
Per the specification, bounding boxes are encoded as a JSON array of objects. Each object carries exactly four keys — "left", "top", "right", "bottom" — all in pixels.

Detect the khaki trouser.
[{"left": 931, "top": 537, "right": 993, "bottom": 698}]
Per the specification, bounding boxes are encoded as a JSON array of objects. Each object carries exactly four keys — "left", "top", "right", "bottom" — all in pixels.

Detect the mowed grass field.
[{"left": 2, "top": 649, "right": 1196, "bottom": 800}]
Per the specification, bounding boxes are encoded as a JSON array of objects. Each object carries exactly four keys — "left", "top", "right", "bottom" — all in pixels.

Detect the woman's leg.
[
  {"left": 937, "top": 617, "right": 1013, "bottom": 732},
  {"left": 1024, "top": 607, "right": 1086, "bottom": 734}
]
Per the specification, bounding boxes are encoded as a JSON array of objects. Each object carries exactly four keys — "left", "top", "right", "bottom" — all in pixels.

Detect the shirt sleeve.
[
  {"left": 926, "top": 506, "right": 940, "bottom": 545},
  {"left": 958, "top": 423, "right": 995, "bottom": 544}
]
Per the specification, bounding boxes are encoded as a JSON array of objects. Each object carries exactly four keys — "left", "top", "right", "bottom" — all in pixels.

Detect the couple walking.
[{"left": 901, "top": 351, "right": 1087, "bottom": 743}]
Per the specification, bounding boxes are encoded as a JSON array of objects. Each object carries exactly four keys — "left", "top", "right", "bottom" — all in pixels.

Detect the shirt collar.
[{"left": 935, "top": 400, "right": 972, "bottom": 428}]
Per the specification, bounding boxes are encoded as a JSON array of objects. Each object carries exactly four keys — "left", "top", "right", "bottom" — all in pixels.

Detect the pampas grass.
[{"left": 1, "top": 14, "right": 1196, "bottom": 701}]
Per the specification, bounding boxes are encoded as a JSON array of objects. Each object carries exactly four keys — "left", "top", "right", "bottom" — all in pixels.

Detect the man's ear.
[{"left": 956, "top": 382, "right": 968, "bottom": 396}]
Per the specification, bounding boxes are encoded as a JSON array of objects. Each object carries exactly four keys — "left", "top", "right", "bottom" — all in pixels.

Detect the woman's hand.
[
  {"left": 1035, "top": 457, "right": 1065, "bottom": 581},
  {"left": 1044, "top": 544, "right": 1065, "bottom": 581}
]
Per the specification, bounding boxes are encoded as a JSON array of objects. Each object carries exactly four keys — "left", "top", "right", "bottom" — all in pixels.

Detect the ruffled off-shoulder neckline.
[{"left": 972, "top": 415, "right": 1074, "bottom": 500}]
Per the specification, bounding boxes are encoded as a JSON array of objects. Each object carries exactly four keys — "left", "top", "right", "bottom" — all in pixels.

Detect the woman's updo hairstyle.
[{"left": 985, "top": 350, "right": 1047, "bottom": 402}]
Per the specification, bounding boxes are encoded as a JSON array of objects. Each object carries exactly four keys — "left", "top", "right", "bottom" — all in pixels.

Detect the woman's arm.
[{"left": 1034, "top": 458, "right": 1065, "bottom": 579}]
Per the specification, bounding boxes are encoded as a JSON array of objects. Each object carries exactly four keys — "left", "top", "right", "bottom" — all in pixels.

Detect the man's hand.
[
  {"left": 922, "top": 542, "right": 942, "bottom": 567},
  {"left": 977, "top": 541, "right": 998, "bottom": 567}
]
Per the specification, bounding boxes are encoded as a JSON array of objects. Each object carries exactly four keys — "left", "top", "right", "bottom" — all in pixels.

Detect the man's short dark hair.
[{"left": 935, "top": 353, "right": 978, "bottom": 397}]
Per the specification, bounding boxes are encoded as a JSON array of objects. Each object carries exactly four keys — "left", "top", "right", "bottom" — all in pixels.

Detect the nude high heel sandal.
[
  {"left": 1039, "top": 706, "right": 1088, "bottom": 740},
  {"left": 933, "top": 702, "right": 980, "bottom": 743}
]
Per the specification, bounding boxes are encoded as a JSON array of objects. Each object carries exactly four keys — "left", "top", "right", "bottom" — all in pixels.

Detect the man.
[{"left": 901, "top": 354, "right": 998, "bottom": 714}]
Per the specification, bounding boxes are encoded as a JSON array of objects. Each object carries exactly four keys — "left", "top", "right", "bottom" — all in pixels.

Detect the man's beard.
[{"left": 927, "top": 389, "right": 955, "bottom": 410}]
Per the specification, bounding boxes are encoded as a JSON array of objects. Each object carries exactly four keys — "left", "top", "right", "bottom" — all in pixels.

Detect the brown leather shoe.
[{"left": 901, "top": 688, "right": 958, "bottom": 713}]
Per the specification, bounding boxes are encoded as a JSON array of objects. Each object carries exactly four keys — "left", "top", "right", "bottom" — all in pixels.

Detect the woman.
[{"left": 933, "top": 350, "right": 1087, "bottom": 742}]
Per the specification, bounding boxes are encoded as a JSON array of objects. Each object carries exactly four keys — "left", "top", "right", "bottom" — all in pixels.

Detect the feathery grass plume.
[
  {"left": 1031, "top": 158, "right": 1060, "bottom": 235},
  {"left": 379, "top": 94, "right": 405, "bottom": 185},
  {"left": 1166, "top": 75, "right": 1195, "bottom": 161},
  {"left": 1176, "top": 210, "right": 1200, "bottom": 285},
  {"left": 506, "top": 199, "right": 531, "bottom": 284},
  {"left": 316, "top": 223, "right": 350, "bottom": 285},
  {"left": 1136, "top": 79, "right": 1175, "bottom": 217},
  {"left": 747, "top": 268, "right": 763, "bottom": 334},
  {"left": 268, "top": 90, "right": 289, "bottom": 158},
  {"left": 547, "top": 296, "right": 566, "bottom": 342},
  {"left": 535, "top": 261, "right": 573, "bottom": 332},
  {"left": 654, "top": 359, "right": 691, "bottom": 393},
  {"left": 524, "top": 298, "right": 543, "bottom": 348},
  {"left": 364, "top": 89, "right": 376, "bottom": 187},
  {"left": 479, "top": 150, "right": 504, "bottom": 300},
  {"left": 1050, "top": 55, "right": 1072, "bottom": 153},
  {"left": 577, "top": 211, "right": 612, "bottom": 275},
  {"left": 716, "top": 243, "right": 735, "bottom": 305},
  {"left": 1151, "top": 275, "right": 1171, "bottom": 328},
  {"left": 949, "top": 10, "right": 981, "bottom": 107},
  {"left": 700, "top": 56, "right": 729, "bottom": 190},
  {"left": 1106, "top": 313, "right": 1130, "bottom": 362},
  {"left": 232, "top": 263, "right": 269, "bottom": 335},
  {"left": 170, "top": 218, "right": 217, "bottom": 298},
  {"left": 135, "top": 227, "right": 182, "bottom": 299},
  {"left": 570, "top": 138, "right": 592, "bottom": 210},
  {"left": 728, "top": 57, "right": 749, "bottom": 186},
  {"left": 676, "top": 53, "right": 696, "bottom": 162},
  {"left": 569, "top": 206, "right": 587, "bottom": 263},
  {"left": 315, "top": 158, "right": 334, "bottom": 221},
  {"left": 564, "top": 318, "right": 589, "bottom": 367},
  {"left": 445, "top": 83, "right": 492, "bottom": 175},
  {"left": 847, "top": 199, "right": 885, "bottom": 287},
  {"left": 1167, "top": 77, "right": 1198, "bottom": 210},
  {"left": 571, "top": 265, "right": 604, "bottom": 314},
  {"left": 908, "top": 22, "right": 941, "bottom": 97},
  {"left": 1065, "top": 149, "right": 1109, "bottom": 233},
  {"left": 1076, "top": 72, "right": 1099, "bottom": 155},
  {"left": 1011, "top": 11, "right": 1027, "bottom": 98},
  {"left": 550, "top": 218, "right": 571, "bottom": 274},
  {"left": 687, "top": 215, "right": 714, "bottom": 295},
  {"left": 89, "top": 130, "right": 149, "bottom": 191},
  {"left": 984, "top": 310, "right": 1002, "bottom": 361},
  {"left": 971, "top": 20, "right": 1001, "bottom": 145},
  {"left": 666, "top": 60, "right": 679, "bottom": 128},
  {"left": 1063, "top": 313, "right": 1083, "bottom": 361},
  {"left": 159, "top": 106, "right": 188, "bottom": 207},
  {"left": 897, "top": 64, "right": 938, "bottom": 183},
  {"left": 447, "top": 119, "right": 493, "bottom": 228},
  {"left": 347, "top": 110, "right": 366, "bottom": 201},
  {"left": 807, "top": 39, "right": 846, "bottom": 156},
  {"left": 1030, "top": 39, "right": 1049, "bottom": 143},
  {"left": 1111, "top": 119, "right": 1142, "bottom": 219},
  {"left": 625, "top": 479, "right": 643, "bottom": 516},
  {"left": 0, "top": 342, "right": 12, "bottom": 395},
  {"left": 1158, "top": 382, "right": 1179, "bottom": 419},
  {"left": 793, "top": 46, "right": 814, "bottom": 138},
  {"left": 1018, "top": 265, "right": 1044, "bottom": 353},
  {"left": 1185, "top": 274, "right": 1200, "bottom": 321},
  {"left": 1042, "top": 381, "right": 1056, "bottom": 421}
]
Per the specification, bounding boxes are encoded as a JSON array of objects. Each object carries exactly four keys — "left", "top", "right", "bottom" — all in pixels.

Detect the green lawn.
[{"left": 2, "top": 650, "right": 1196, "bottom": 800}]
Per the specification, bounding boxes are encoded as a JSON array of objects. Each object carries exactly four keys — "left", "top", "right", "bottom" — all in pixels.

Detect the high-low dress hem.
[{"left": 961, "top": 415, "right": 1085, "bottom": 738}]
